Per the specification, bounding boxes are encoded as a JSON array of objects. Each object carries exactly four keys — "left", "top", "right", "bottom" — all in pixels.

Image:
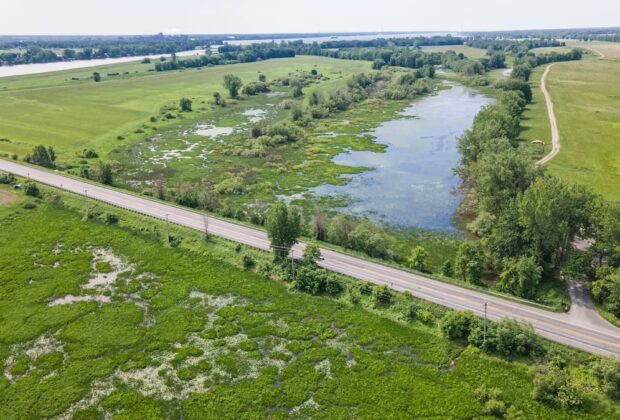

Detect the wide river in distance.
[{"left": 312, "top": 84, "right": 493, "bottom": 232}]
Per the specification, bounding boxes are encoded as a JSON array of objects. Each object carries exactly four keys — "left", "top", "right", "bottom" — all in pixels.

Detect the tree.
[
  {"left": 498, "top": 256, "right": 543, "bottom": 299},
  {"left": 408, "top": 246, "right": 428, "bottom": 272},
  {"left": 26, "top": 145, "right": 56, "bottom": 168},
  {"left": 511, "top": 64, "right": 532, "bottom": 81},
  {"left": 95, "top": 162, "right": 113, "bottom": 185},
  {"left": 258, "top": 74, "right": 267, "bottom": 82},
  {"left": 312, "top": 208, "right": 328, "bottom": 241},
  {"left": 474, "top": 149, "right": 541, "bottom": 216},
  {"left": 292, "top": 81, "right": 303, "bottom": 98},
  {"left": 309, "top": 91, "right": 322, "bottom": 107},
  {"left": 179, "top": 97, "right": 192, "bottom": 112},
  {"left": 591, "top": 200, "right": 620, "bottom": 266},
  {"left": 265, "top": 202, "right": 302, "bottom": 261},
  {"left": 93, "top": 72, "right": 101, "bottom": 82},
  {"left": 303, "top": 244, "right": 321, "bottom": 265},
  {"left": 591, "top": 270, "right": 620, "bottom": 318},
  {"left": 441, "top": 260, "right": 454, "bottom": 277},
  {"left": 223, "top": 74, "right": 242, "bottom": 98},
  {"left": 213, "top": 91, "right": 225, "bottom": 106},
  {"left": 517, "top": 176, "right": 593, "bottom": 266},
  {"left": 455, "top": 242, "right": 485, "bottom": 284}
]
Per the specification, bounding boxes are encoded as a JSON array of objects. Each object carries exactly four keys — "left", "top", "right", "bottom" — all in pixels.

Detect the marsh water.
[{"left": 312, "top": 84, "right": 493, "bottom": 232}]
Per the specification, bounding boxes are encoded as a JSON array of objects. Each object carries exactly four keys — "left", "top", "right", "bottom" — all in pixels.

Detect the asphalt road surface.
[{"left": 2, "top": 159, "right": 619, "bottom": 356}]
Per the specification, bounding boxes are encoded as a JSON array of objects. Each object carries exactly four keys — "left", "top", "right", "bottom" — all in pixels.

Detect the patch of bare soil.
[{"left": 0, "top": 189, "right": 18, "bottom": 205}]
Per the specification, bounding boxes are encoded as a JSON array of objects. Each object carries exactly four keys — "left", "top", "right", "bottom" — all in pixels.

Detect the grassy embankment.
[{"left": 1, "top": 185, "right": 619, "bottom": 418}]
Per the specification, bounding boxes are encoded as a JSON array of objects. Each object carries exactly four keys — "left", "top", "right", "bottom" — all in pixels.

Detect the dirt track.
[{"left": 536, "top": 64, "right": 560, "bottom": 165}]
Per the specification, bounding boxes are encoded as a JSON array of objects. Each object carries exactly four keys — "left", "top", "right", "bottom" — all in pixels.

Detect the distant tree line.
[
  {"left": 465, "top": 38, "right": 565, "bottom": 55},
  {"left": 303, "top": 35, "right": 464, "bottom": 49},
  {"left": 0, "top": 38, "right": 204, "bottom": 66},
  {"left": 153, "top": 43, "right": 296, "bottom": 72}
]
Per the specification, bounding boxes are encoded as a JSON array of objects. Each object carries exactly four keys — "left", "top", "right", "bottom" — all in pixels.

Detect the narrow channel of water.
[
  {"left": 312, "top": 84, "right": 493, "bottom": 232},
  {"left": 0, "top": 49, "right": 205, "bottom": 78}
]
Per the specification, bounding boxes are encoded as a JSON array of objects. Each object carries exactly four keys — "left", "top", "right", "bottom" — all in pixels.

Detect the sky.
[{"left": 1, "top": 0, "right": 619, "bottom": 35}]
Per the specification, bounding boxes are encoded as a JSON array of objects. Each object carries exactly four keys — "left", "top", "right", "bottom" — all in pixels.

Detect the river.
[
  {"left": 312, "top": 84, "right": 493, "bottom": 232},
  {"left": 0, "top": 49, "right": 205, "bottom": 78}
]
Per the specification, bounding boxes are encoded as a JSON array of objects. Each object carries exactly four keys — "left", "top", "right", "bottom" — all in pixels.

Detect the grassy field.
[
  {"left": 518, "top": 65, "right": 551, "bottom": 160},
  {"left": 530, "top": 46, "right": 575, "bottom": 55},
  {"left": 420, "top": 45, "right": 488, "bottom": 59},
  {"left": 0, "top": 56, "right": 371, "bottom": 159},
  {"left": 521, "top": 59, "right": 620, "bottom": 200},
  {"left": 565, "top": 40, "right": 620, "bottom": 59},
  {"left": 0, "top": 186, "right": 618, "bottom": 418}
]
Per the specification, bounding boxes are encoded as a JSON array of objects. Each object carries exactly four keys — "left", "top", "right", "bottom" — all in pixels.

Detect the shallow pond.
[{"left": 312, "top": 84, "right": 493, "bottom": 232}]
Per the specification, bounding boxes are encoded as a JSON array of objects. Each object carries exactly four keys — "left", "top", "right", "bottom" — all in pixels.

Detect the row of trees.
[
  {"left": 0, "top": 38, "right": 205, "bottom": 66},
  {"left": 451, "top": 55, "right": 617, "bottom": 303}
]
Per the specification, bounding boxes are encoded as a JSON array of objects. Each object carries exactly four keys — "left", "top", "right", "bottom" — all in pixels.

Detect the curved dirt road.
[
  {"left": 537, "top": 64, "right": 560, "bottom": 165},
  {"left": 2, "top": 159, "right": 620, "bottom": 356}
]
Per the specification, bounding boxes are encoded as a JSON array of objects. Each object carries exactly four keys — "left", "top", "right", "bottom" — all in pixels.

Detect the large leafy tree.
[
  {"left": 498, "top": 256, "right": 543, "bottom": 299},
  {"left": 223, "top": 74, "right": 243, "bottom": 99},
  {"left": 517, "top": 176, "right": 593, "bottom": 266},
  {"left": 455, "top": 242, "right": 486, "bottom": 284},
  {"left": 474, "top": 149, "right": 542, "bottom": 216},
  {"left": 265, "top": 202, "right": 301, "bottom": 261}
]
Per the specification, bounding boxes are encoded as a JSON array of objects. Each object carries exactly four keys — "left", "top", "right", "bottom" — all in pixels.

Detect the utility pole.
[
  {"left": 483, "top": 302, "right": 488, "bottom": 343},
  {"left": 165, "top": 214, "right": 170, "bottom": 244},
  {"left": 203, "top": 212, "right": 209, "bottom": 241}
]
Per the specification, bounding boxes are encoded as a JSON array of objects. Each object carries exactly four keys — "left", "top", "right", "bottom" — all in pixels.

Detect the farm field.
[
  {"left": 521, "top": 59, "right": 620, "bottom": 200},
  {"left": 420, "top": 44, "right": 487, "bottom": 59},
  {"left": 0, "top": 56, "right": 371, "bottom": 159},
  {"left": 0, "top": 188, "right": 618, "bottom": 418}
]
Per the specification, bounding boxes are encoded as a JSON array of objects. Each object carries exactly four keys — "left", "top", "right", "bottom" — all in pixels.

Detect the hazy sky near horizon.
[{"left": 2, "top": 0, "right": 619, "bottom": 35}]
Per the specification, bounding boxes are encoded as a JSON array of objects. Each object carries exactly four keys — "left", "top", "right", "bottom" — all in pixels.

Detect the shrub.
[
  {"left": 470, "top": 319, "right": 542, "bottom": 357},
  {"left": 0, "top": 171, "right": 15, "bottom": 184},
  {"left": 359, "top": 281, "right": 373, "bottom": 296},
  {"left": 179, "top": 97, "right": 193, "bottom": 112},
  {"left": 405, "top": 303, "right": 419, "bottom": 321},
  {"left": 242, "top": 82, "right": 270, "bottom": 96},
  {"left": 441, "top": 311, "right": 478, "bottom": 340},
  {"left": 23, "top": 201, "right": 37, "bottom": 210},
  {"left": 592, "top": 357, "right": 620, "bottom": 399},
  {"left": 373, "top": 285, "right": 392, "bottom": 306},
  {"left": 483, "top": 399, "right": 507, "bottom": 417},
  {"left": 24, "top": 181, "right": 40, "bottom": 197},
  {"left": 293, "top": 265, "right": 340, "bottom": 296},
  {"left": 533, "top": 367, "right": 583, "bottom": 409},
  {"left": 104, "top": 213, "right": 119, "bottom": 224},
  {"left": 242, "top": 255, "right": 255, "bottom": 270}
]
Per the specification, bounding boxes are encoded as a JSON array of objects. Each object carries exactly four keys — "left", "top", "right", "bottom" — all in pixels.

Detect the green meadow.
[
  {"left": 0, "top": 56, "right": 371, "bottom": 159},
  {"left": 0, "top": 186, "right": 618, "bottom": 418},
  {"left": 521, "top": 59, "right": 620, "bottom": 200}
]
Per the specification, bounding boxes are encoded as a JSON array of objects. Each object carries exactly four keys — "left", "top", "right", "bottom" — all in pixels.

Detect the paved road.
[
  {"left": 2, "top": 159, "right": 620, "bottom": 356},
  {"left": 537, "top": 64, "right": 561, "bottom": 165}
]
